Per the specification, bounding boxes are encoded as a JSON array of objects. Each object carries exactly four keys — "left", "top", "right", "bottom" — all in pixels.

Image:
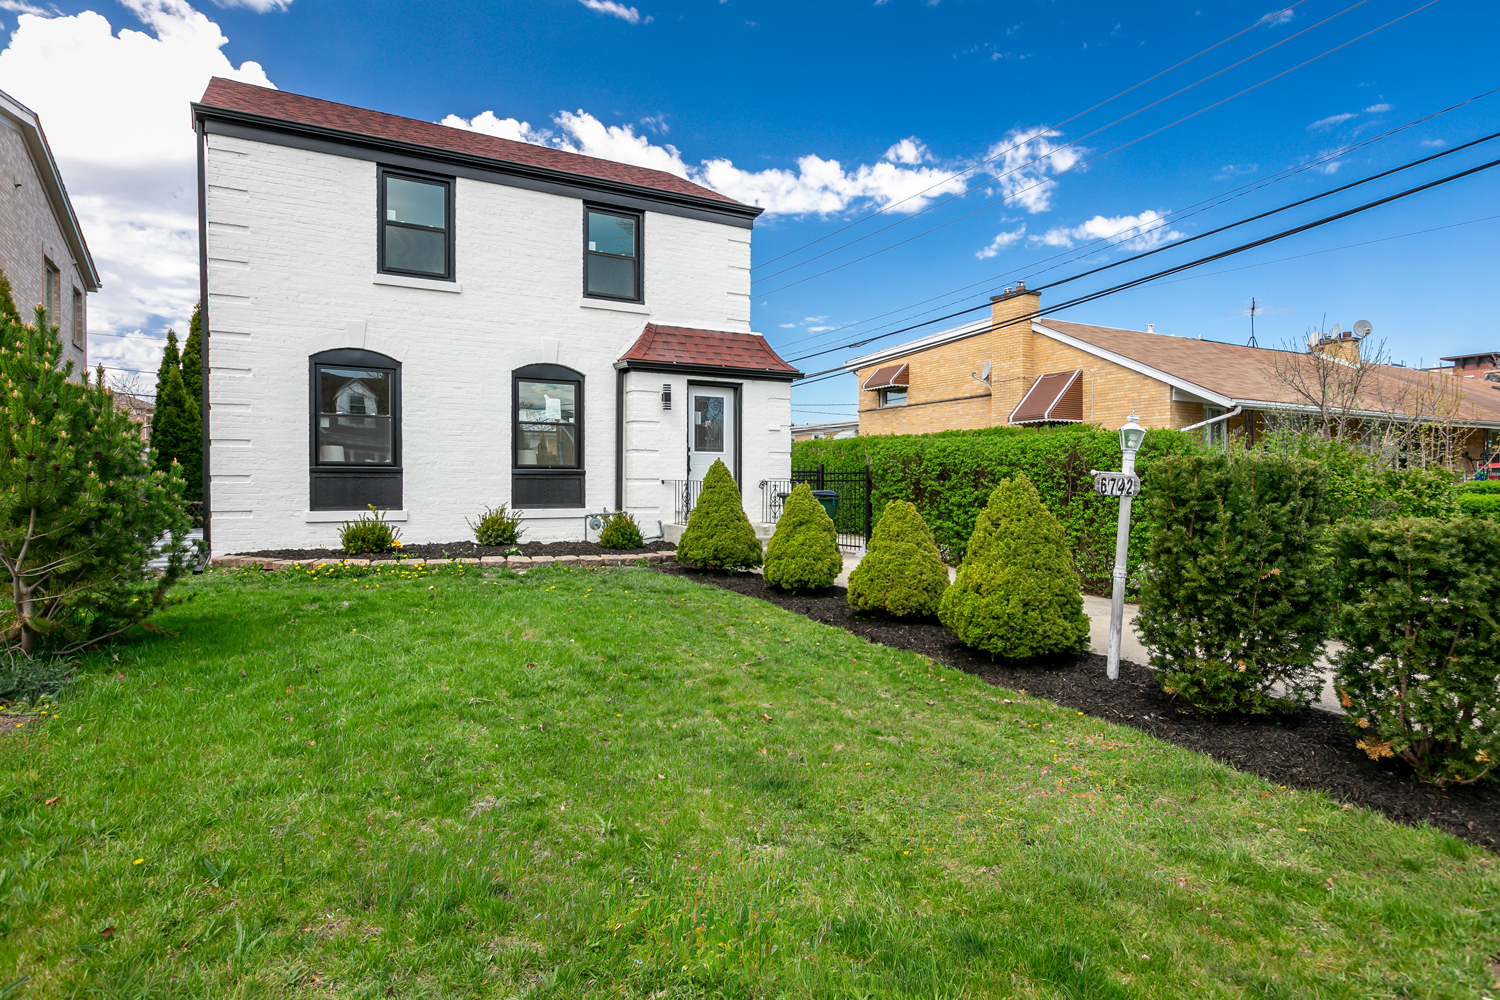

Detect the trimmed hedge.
[
  {"left": 1458, "top": 480, "right": 1500, "bottom": 519},
  {"left": 676, "top": 459, "right": 763, "bottom": 570},
  {"left": 1136, "top": 451, "right": 1333, "bottom": 715},
  {"left": 763, "top": 483, "right": 842, "bottom": 591},
  {"left": 938, "top": 475, "right": 1090, "bottom": 658},
  {"left": 846, "top": 500, "right": 948, "bottom": 617},
  {"left": 793, "top": 425, "right": 1200, "bottom": 592},
  {"left": 1331, "top": 517, "right": 1500, "bottom": 785}
]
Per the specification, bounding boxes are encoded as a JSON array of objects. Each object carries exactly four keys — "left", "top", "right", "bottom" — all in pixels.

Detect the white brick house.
[
  {"left": 0, "top": 87, "right": 98, "bottom": 370},
  {"left": 192, "top": 79, "right": 798, "bottom": 555}
]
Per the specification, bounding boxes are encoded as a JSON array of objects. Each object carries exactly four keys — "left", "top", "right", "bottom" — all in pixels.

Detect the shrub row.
[
  {"left": 1457, "top": 480, "right": 1500, "bottom": 519},
  {"left": 793, "top": 425, "right": 1200, "bottom": 592}
]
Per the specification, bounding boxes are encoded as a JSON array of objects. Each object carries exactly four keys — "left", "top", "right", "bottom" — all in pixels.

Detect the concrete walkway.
[{"left": 834, "top": 552, "right": 1343, "bottom": 714}]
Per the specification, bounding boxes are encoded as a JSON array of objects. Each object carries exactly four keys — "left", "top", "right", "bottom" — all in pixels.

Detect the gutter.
[{"left": 196, "top": 118, "right": 211, "bottom": 559}]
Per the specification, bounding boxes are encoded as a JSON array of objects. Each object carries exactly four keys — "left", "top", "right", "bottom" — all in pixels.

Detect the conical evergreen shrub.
[
  {"left": 764, "top": 483, "right": 842, "bottom": 590},
  {"left": 0, "top": 268, "right": 18, "bottom": 323},
  {"left": 676, "top": 459, "right": 762, "bottom": 570},
  {"left": 847, "top": 500, "right": 948, "bottom": 616},
  {"left": 938, "top": 474, "right": 1089, "bottom": 658}
]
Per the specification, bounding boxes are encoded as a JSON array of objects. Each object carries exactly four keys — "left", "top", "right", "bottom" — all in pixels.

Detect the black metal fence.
[
  {"left": 760, "top": 462, "right": 873, "bottom": 554},
  {"left": 660, "top": 479, "right": 705, "bottom": 525}
]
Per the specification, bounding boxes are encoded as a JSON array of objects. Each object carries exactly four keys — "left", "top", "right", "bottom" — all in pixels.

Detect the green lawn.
[{"left": 3, "top": 562, "right": 1497, "bottom": 999}]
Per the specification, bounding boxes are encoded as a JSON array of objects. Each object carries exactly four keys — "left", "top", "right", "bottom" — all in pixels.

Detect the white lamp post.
[{"left": 1106, "top": 414, "right": 1146, "bottom": 681}]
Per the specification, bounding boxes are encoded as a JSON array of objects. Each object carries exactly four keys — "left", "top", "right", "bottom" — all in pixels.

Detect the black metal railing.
[
  {"left": 661, "top": 479, "right": 704, "bottom": 525},
  {"left": 760, "top": 462, "right": 873, "bottom": 554}
]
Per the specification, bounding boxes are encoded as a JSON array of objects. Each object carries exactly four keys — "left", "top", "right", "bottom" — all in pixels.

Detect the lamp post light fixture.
[{"left": 1099, "top": 413, "right": 1145, "bottom": 681}]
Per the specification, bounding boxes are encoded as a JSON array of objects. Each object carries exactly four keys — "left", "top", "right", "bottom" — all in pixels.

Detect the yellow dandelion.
[{"left": 133, "top": 858, "right": 143, "bottom": 865}]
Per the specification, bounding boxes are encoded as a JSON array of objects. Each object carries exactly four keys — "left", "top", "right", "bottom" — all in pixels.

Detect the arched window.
[
  {"left": 513, "top": 363, "right": 584, "bottom": 508},
  {"left": 310, "top": 348, "right": 402, "bottom": 511}
]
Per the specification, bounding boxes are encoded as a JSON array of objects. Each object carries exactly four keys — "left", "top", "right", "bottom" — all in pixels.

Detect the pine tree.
[
  {"left": 150, "top": 329, "right": 181, "bottom": 449},
  {"left": 938, "top": 474, "right": 1090, "bottom": 658},
  {"left": 676, "top": 459, "right": 763, "bottom": 570},
  {"left": 0, "top": 306, "right": 195, "bottom": 655},
  {"left": 764, "top": 482, "right": 842, "bottom": 590},
  {"left": 847, "top": 500, "right": 949, "bottom": 617},
  {"left": 0, "top": 268, "right": 18, "bottom": 324},
  {"left": 180, "top": 304, "right": 202, "bottom": 405}
]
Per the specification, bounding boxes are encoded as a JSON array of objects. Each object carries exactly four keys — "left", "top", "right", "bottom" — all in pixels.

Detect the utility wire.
[
  {"left": 773, "top": 91, "right": 1497, "bottom": 359},
  {"left": 755, "top": 0, "right": 1445, "bottom": 299},
  {"left": 750, "top": 0, "right": 1310, "bottom": 272},
  {"left": 754, "top": 0, "right": 1367, "bottom": 285},
  {"left": 785, "top": 152, "right": 1500, "bottom": 379}
]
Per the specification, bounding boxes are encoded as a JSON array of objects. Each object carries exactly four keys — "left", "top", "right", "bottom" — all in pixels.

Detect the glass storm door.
[{"left": 688, "top": 386, "right": 735, "bottom": 482}]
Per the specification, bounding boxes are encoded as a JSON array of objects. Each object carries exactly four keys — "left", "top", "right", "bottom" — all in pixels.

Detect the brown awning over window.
[
  {"left": 1010, "top": 370, "right": 1083, "bottom": 424},
  {"left": 862, "top": 363, "right": 909, "bottom": 391}
]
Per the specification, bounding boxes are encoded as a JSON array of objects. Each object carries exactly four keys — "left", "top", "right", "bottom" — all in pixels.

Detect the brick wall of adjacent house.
[
  {"left": 205, "top": 132, "right": 782, "bottom": 554},
  {"left": 857, "top": 289, "right": 1188, "bottom": 436},
  {"left": 0, "top": 118, "right": 86, "bottom": 371}
]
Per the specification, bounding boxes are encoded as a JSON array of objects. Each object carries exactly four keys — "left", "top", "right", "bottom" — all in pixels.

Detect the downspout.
[
  {"left": 1180, "top": 405, "right": 1243, "bottom": 433},
  {"left": 614, "top": 367, "right": 624, "bottom": 512},
  {"left": 196, "top": 117, "right": 211, "bottom": 560}
]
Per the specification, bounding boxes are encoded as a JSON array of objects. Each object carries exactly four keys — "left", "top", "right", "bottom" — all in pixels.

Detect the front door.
[{"left": 688, "top": 385, "right": 736, "bottom": 482}]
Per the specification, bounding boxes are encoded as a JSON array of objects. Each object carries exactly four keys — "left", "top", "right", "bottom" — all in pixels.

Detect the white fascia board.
[
  {"left": 843, "top": 318, "right": 991, "bottom": 371},
  {"left": 1031, "top": 322, "right": 1235, "bottom": 407},
  {"left": 1230, "top": 397, "right": 1500, "bottom": 429}
]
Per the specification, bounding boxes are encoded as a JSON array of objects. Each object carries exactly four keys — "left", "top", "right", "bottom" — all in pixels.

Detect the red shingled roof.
[
  {"left": 196, "top": 78, "right": 747, "bottom": 208},
  {"left": 619, "top": 324, "right": 800, "bottom": 375}
]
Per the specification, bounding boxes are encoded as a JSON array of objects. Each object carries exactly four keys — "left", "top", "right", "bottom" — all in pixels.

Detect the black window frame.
[
  {"left": 512, "top": 363, "right": 586, "bottom": 509},
  {"left": 582, "top": 204, "right": 643, "bottom": 303},
  {"left": 71, "top": 287, "right": 83, "bottom": 347},
  {"left": 377, "top": 167, "right": 455, "bottom": 281},
  {"left": 308, "top": 348, "right": 403, "bottom": 511}
]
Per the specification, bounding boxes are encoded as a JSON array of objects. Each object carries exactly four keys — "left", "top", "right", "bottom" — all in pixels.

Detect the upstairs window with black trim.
[
  {"left": 379, "top": 169, "right": 453, "bottom": 280},
  {"left": 584, "top": 207, "right": 641, "bottom": 301},
  {"left": 513, "top": 364, "right": 585, "bottom": 508},
  {"left": 310, "top": 349, "right": 402, "bottom": 511}
]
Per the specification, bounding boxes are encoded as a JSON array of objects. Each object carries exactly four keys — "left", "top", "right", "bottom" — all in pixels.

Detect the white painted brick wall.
[{"left": 206, "top": 134, "right": 789, "bottom": 554}]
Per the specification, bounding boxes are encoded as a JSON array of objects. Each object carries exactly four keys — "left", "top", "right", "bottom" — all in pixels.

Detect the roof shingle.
[
  {"left": 619, "top": 324, "right": 800, "bottom": 376},
  {"left": 196, "top": 78, "right": 748, "bottom": 209}
]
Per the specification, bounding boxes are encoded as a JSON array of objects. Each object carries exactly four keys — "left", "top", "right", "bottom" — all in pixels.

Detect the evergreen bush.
[
  {"left": 937, "top": 475, "right": 1089, "bottom": 658},
  {"left": 1456, "top": 481, "right": 1500, "bottom": 519},
  {"left": 846, "top": 500, "right": 948, "bottom": 617},
  {"left": 469, "top": 504, "right": 524, "bottom": 546},
  {"left": 764, "top": 483, "right": 842, "bottom": 590},
  {"left": 1330, "top": 518, "right": 1500, "bottom": 785},
  {"left": 676, "top": 459, "right": 762, "bottom": 570},
  {"left": 1136, "top": 451, "right": 1333, "bottom": 714},
  {"left": 792, "top": 425, "right": 1200, "bottom": 590},
  {"left": 0, "top": 306, "right": 197, "bottom": 655},
  {"left": 150, "top": 328, "right": 203, "bottom": 503},
  {"left": 0, "top": 268, "right": 18, "bottom": 323},
  {"left": 340, "top": 507, "right": 401, "bottom": 555},
  {"left": 598, "top": 510, "right": 644, "bottom": 550}
]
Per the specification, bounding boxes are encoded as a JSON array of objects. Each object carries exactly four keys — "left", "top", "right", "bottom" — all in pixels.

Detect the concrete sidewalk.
[{"left": 834, "top": 552, "right": 1343, "bottom": 713}]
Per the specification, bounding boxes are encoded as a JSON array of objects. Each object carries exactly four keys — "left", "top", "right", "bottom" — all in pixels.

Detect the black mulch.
[
  {"left": 233, "top": 540, "right": 677, "bottom": 560},
  {"left": 656, "top": 563, "right": 1498, "bottom": 852}
]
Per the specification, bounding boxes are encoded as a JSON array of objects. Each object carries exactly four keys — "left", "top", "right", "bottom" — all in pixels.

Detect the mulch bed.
[
  {"left": 234, "top": 540, "right": 677, "bottom": 560},
  {"left": 657, "top": 563, "right": 1499, "bottom": 852}
]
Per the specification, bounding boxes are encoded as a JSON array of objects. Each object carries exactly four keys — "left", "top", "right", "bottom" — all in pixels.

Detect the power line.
[
  {"left": 754, "top": 0, "right": 1368, "bottom": 286},
  {"left": 772, "top": 92, "right": 1496, "bottom": 359},
  {"left": 755, "top": 0, "right": 1445, "bottom": 299},
  {"left": 785, "top": 152, "right": 1500, "bottom": 382},
  {"left": 750, "top": 0, "right": 1311, "bottom": 273}
]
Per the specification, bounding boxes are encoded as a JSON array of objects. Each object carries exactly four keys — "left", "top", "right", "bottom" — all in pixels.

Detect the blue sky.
[{"left": 2, "top": 0, "right": 1496, "bottom": 420}]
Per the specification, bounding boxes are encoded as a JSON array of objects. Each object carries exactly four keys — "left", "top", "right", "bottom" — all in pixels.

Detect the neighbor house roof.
[
  {"left": 617, "top": 324, "right": 801, "bottom": 378},
  {"left": 0, "top": 88, "right": 99, "bottom": 291},
  {"left": 1036, "top": 320, "right": 1500, "bottom": 426},
  {"left": 195, "top": 78, "right": 751, "bottom": 214}
]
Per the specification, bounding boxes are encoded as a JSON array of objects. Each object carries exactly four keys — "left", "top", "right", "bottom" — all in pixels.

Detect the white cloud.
[
  {"left": 976, "top": 226, "right": 1025, "bottom": 259},
  {"left": 1364, "top": 102, "right": 1392, "bottom": 113},
  {"left": 1421, "top": 138, "right": 1446, "bottom": 148},
  {"left": 803, "top": 316, "right": 827, "bottom": 322},
  {"left": 0, "top": 0, "right": 276, "bottom": 375},
  {"left": 778, "top": 322, "right": 797, "bottom": 328},
  {"left": 1258, "top": 8, "right": 1294, "bottom": 26},
  {"left": 884, "top": 137, "right": 929, "bottom": 165},
  {"left": 1215, "top": 163, "right": 1258, "bottom": 179},
  {"left": 0, "top": 1, "right": 50, "bottom": 15},
  {"left": 211, "top": 0, "right": 290, "bottom": 10},
  {"left": 1307, "top": 112, "right": 1356, "bottom": 131},
  {"left": 578, "top": 0, "right": 648, "bottom": 24},
  {"left": 438, "top": 109, "right": 549, "bottom": 144},
  {"left": 1034, "top": 210, "right": 1182, "bottom": 250},
  {"left": 1305, "top": 150, "right": 1345, "bottom": 175}
]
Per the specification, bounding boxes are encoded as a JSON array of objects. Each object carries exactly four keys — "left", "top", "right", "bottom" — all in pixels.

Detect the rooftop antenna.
[
  {"left": 1353, "top": 319, "right": 1372, "bottom": 339},
  {"left": 1247, "top": 297, "right": 1259, "bottom": 348}
]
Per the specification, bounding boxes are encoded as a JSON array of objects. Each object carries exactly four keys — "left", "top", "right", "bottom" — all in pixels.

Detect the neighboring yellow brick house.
[{"left": 847, "top": 284, "right": 1500, "bottom": 470}]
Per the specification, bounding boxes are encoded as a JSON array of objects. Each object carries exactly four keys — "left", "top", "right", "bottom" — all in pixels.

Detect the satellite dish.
[
  {"left": 1307, "top": 331, "right": 1320, "bottom": 349},
  {"left": 980, "top": 360, "right": 992, "bottom": 381},
  {"left": 1329, "top": 324, "right": 1341, "bottom": 338},
  {"left": 1353, "top": 320, "right": 1372, "bottom": 339}
]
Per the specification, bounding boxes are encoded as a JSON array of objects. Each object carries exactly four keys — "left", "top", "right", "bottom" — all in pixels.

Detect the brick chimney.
[
  {"left": 990, "top": 281, "right": 1041, "bottom": 422},
  {"left": 1310, "top": 329, "right": 1362, "bottom": 364}
]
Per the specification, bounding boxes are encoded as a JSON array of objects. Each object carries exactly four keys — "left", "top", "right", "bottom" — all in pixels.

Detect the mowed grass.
[{"left": 2, "top": 563, "right": 1498, "bottom": 999}]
